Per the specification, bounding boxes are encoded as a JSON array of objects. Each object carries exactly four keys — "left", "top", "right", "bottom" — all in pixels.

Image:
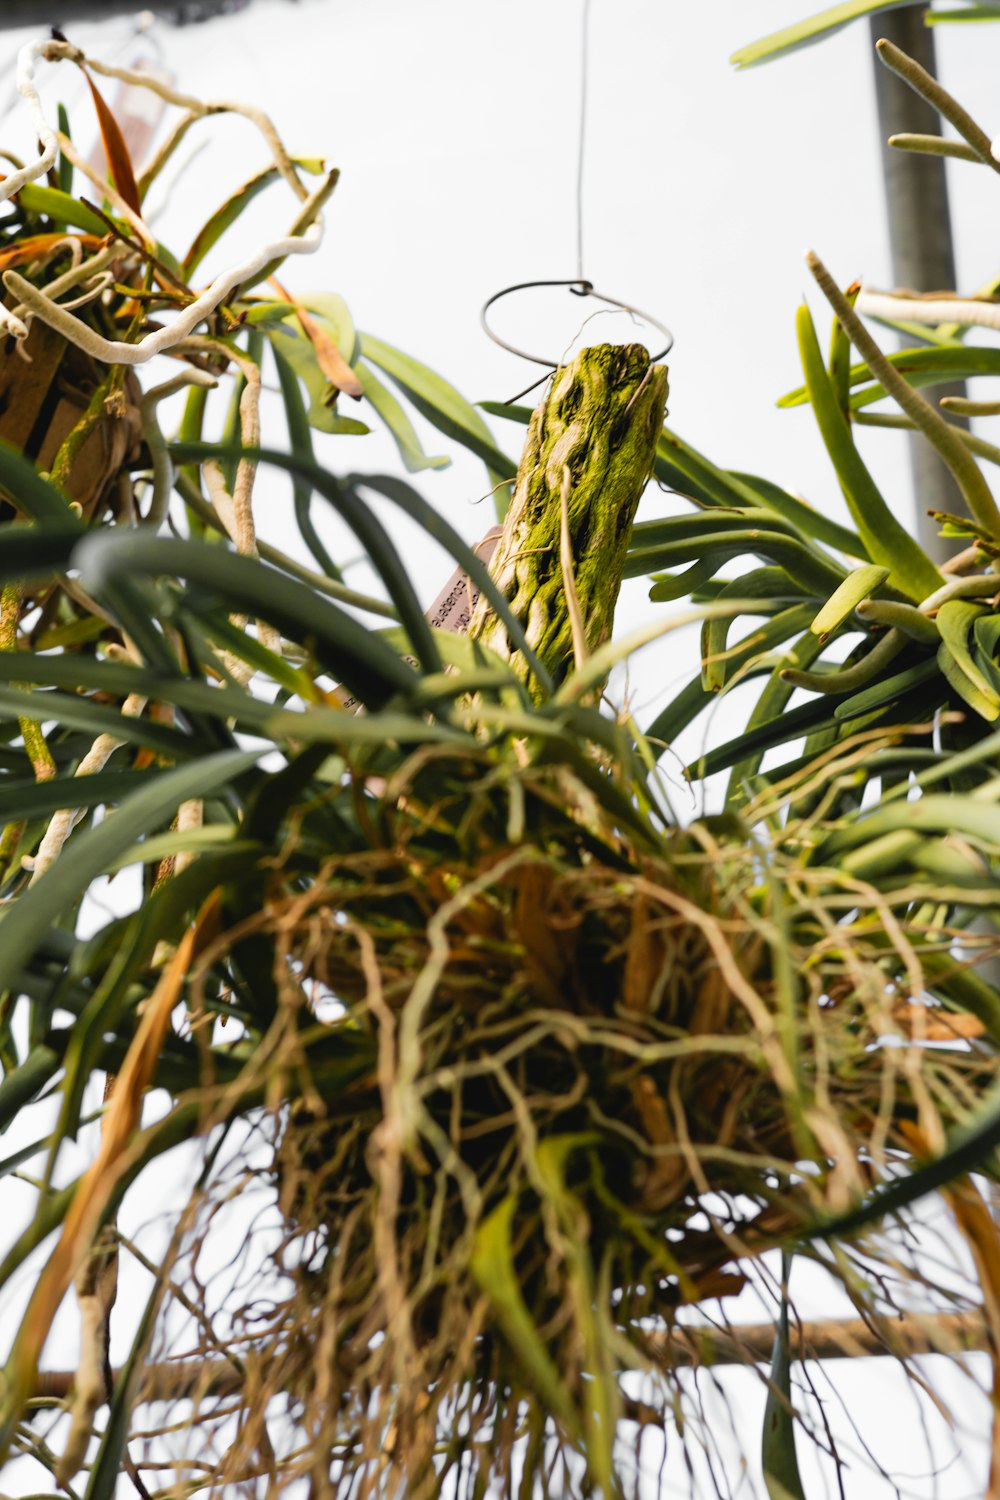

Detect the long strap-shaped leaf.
[
  {"left": 808, "top": 252, "right": 1000, "bottom": 542},
  {"left": 0, "top": 442, "right": 83, "bottom": 529},
  {"left": 731, "top": 0, "right": 921, "bottom": 69},
  {"left": 171, "top": 439, "right": 441, "bottom": 678},
  {"left": 359, "top": 332, "right": 515, "bottom": 509},
  {"left": 73, "top": 530, "right": 416, "bottom": 708},
  {"left": 0, "top": 750, "right": 258, "bottom": 998},
  {"left": 813, "top": 1069, "right": 1000, "bottom": 1240},
  {"left": 797, "top": 302, "right": 942, "bottom": 599},
  {"left": 780, "top": 346, "right": 1000, "bottom": 411},
  {"left": 324, "top": 467, "right": 554, "bottom": 697},
  {"left": 762, "top": 1254, "right": 807, "bottom": 1500},
  {"left": 626, "top": 527, "right": 847, "bottom": 597}
]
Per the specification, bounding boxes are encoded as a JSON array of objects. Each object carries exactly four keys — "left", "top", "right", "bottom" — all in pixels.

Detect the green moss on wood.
[{"left": 470, "top": 343, "right": 667, "bottom": 698}]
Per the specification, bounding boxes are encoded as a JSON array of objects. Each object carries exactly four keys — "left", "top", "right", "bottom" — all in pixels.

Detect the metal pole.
[
  {"left": 872, "top": 8, "right": 1000, "bottom": 1073},
  {"left": 869, "top": 5, "right": 965, "bottom": 563}
]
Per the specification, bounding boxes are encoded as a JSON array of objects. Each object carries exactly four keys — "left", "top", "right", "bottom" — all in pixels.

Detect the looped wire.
[
  {"left": 480, "top": 2, "right": 673, "bottom": 385},
  {"left": 480, "top": 277, "right": 674, "bottom": 368}
]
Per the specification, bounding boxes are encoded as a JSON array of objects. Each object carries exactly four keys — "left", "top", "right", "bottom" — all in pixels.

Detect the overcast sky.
[{"left": 2, "top": 2, "right": 999, "bottom": 1494}]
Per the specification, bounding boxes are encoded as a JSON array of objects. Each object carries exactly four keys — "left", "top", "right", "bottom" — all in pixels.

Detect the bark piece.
[{"left": 470, "top": 343, "right": 667, "bottom": 698}]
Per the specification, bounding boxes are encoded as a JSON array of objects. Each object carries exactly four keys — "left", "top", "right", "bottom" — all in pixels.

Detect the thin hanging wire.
[
  {"left": 480, "top": 0, "right": 672, "bottom": 387},
  {"left": 576, "top": 0, "right": 592, "bottom": 283}
]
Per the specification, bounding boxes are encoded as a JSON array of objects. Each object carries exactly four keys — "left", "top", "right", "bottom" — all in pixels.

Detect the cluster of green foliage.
[{"left": 2, "top": 9, "right": 1000, "bottom": 1497}]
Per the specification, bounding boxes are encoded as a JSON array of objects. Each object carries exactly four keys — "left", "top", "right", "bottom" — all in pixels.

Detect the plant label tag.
[
  {"left": 337, "top": 524, "right": 505, "bottom": 714},
  {"left": 424, "top": 525, "right": 503, "bottom": 635}
]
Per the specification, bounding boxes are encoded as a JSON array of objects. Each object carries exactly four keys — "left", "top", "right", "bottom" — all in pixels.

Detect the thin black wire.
[
  {"left": 576, "top": 0, "right": 593, "bottom": 282},
  {"left": 480, "top": 0, "right": 673, "bottom": 376}
]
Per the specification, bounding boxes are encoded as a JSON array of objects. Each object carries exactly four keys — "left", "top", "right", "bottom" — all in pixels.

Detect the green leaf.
[
  {"left": 796, "top": 303, "right": 942, "bottom": 600},
  {"left": 731, "top": 0, "right": 922, "bottom": 69},
  {"left": 731, "top": 470, "right": 869, "bottom": 559},
  {"left": 264, "top": 322, "right": 370, "bottom": 436},
  {"left": 0, "top": 442, "right": 82, "bottom": 529},
  {"left": 311, "top": 466, "right": 554, "bottom": 697},
  {"left": 242, "top": 299, "right": 298, "bottom": 325},
  {"left": 781, "top": 345, "right": 1000, "bottom": 410},
  {"left": 927, "top": 5, "right": 1000, "bottom": 20},
  {"left": 632, "top": 510, "right": 804, "bottom": 547},
  {"left": 193, "top": 449, "right": 442, "bottom": 677},
  {"left": 0, "top": 750, "right": 258, "bottom": 997},
  {"left": 271, "top": 345, "right": 343, "bottom": 581},
  {"left": 657, "top": 427, "right": 778, "bottom": 512},
  {"left": 0, "top": 651, "right": 281, "bottom": 748},
  {"left": 299, "top": 291, "right": 360, "bottom": 364},
  {"left": 815, "top": 1068, "right": 1000, "bottom": 1240},
  {"left": 829, "top": 284, "right": 858, "bottom": 419},
  {"left": 75, "top": 528, "right": 418, "bottom": 707},
  {"left": 184, "top": 165, "right": 293, "bottom": 278},
  {"left": 53, "top": 849, "right": 260, "bottom": 1150},
  {"left": 648, "top": 558, "right": 722, "bottom": 602},
  {"left": 56, "top": 104, "right": 73, "bottom": 196},
  {"left": 938, "top": 640, "right": 1000, "bottom": 720},
  {"left": 834, "top": 656, "right": 940, "bottom": 719},
  {"left": 936, "top": 601, "right": 1000, "bottom": 713},
  {"left": 643, "top": 604, "right": 833, "bottom": 766},
  {"left": 818, "top": 787, "right": 1000, "bottom": 862},
  {"left": 478, "top": 400, "right": 533, "bottom": 425},
  {"left": 359, "top": 332, "right": 516, "bottom": 483},
  {"left": 470, "top": 1195, "right": 578, "bottom": 1432},
  {"left": 355, "top": 360, "right": 449, "bottom": 472},
  {"left": 627, "top": 526, "right": 847, "bottom": 598},
  {"left": 0, "top": 525, "right": 83, "bottom": 584},
  {"left": 693, "top": 695, "right": 843, "bottom": 784},
  {"left": 13, "top": 183, "right": 111, "bottom": 235},
  {"left": 0, "top": 1045, "right": 59, "bottom": 1131},
  {"left": 108, "top": 824, "right": 240, "bottom": 871},
  {"left": 703, "top": 599, "right": 816, "bottom": 693},
  {"left": 0, "top": 684, "right": 202, "bottom": 759},
  {"left": 762, "top": 1255, "right": 807, "bottom": 1500},
  {"left": 810, "top": 564, "right": 890, "bottom": 636},
  {"left": 189, "top": 610, "right": 322, "bottom": 700},
  {"left": 555, "top": 604, "right": 753, "bottom": 707},
  {"left": 0, "top": 768, "right": 162, "bottom": 824}
]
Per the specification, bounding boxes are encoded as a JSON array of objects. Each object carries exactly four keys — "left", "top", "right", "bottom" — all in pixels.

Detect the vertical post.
[
  {"left": 873, "top": 9, "right": 1000, "bottom": 1040},
  {"left": 869, "top": 5, "right": 965, "bottom": 563}
]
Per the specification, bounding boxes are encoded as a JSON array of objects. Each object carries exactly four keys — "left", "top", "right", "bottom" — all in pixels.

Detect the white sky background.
[{"left": 2, "top": 0, "right": 1000, "bottom": 1494}]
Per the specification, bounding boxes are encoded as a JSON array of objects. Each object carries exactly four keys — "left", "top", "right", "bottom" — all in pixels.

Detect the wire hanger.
[{"left": 481, "top": 0, "right": 673, "bottom": 391}]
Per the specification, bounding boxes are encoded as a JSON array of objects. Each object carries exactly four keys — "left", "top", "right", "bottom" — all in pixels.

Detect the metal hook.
[{"left": 480, "top": 277, "right": 673, "bottom": 368}]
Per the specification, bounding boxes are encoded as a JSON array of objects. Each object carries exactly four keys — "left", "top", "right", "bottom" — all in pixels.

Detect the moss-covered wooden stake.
[{"left": 470, "top": 343, "right": 667, "bottom": 698}]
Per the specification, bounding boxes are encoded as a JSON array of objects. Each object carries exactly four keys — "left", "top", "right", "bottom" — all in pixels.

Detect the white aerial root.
[
  {"left": 3, "top": 172, "right": 333, "bottom": 364},
  {"left": 39, "top": 38, "right": 310, "bottom": 203},
  {"left": 203, "top": 450, "right": 282, "bottom": 683},
  {"left": 174, "top": 797, "right": 204, "bottom": 877},
  {"left": 140, "top": 368, "right": 219, "bottom": 529},
  {"left": 0, "top": 37, "right": 337, "bottom": 363},
  {"left": 1, "top": 245, "right": 120, "bottom": 344},
  {"left": 0, "top": 41, "right": 59, "bottom": 202},
  {"left": 203, "top": 458, "right": 239, "bottom": 544},
  {"left": 13, "top": 245, "right": 117, "bottom": 314},
  {"left": 178, "top": 337, "right": 261, "bottom": 556},
  {"left": 25, "top": 232, "right": 85, "bottom": 279},
  {"left": 185, "top": 335, "right": 282, "bottom": 675},
  {"left": 5, "top": 33, "right": 316, "bottom": 847},
  {"left": 27, "top": 691, "right": 148, "bottom": 886},
  {"left": 858, "top": 287, "right": 1000, "bottom": 334}
]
